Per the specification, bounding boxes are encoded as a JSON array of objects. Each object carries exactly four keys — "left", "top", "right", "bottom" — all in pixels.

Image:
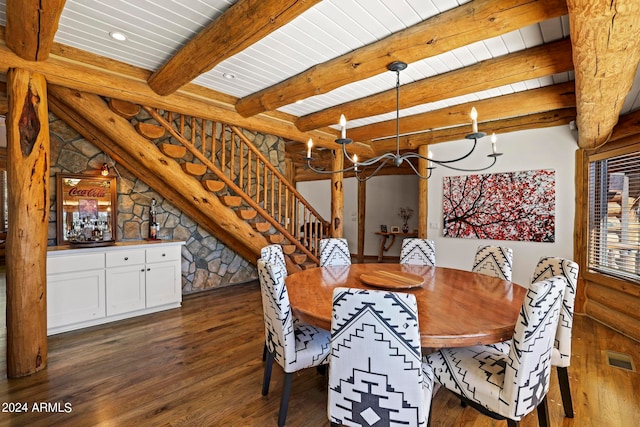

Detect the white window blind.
[{"left": 588, "top": 151, "right": 640, "bottom": 283}]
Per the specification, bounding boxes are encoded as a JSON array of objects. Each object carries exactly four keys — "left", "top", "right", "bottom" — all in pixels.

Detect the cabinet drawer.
[
  {"left": 48, "top": 253, "right": 105, "bottom": 274},
  {"left": 106, "top": 250, "right": 145, "bottom": 267},
  {"left": 146, "top": 245, "right": 181, "bottom": 264}
]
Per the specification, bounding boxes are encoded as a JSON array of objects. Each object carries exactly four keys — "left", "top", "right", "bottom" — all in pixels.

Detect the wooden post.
[
  {"left": 357, "top": 178, "right": 366, "bottom": 263},
  {"left": 330, "top": 149, "right": 344, "bottom": 238},
  {"left": 6, "top": 68, "right": 50, "bottom": 377},
  {"left": 418, "top": 145, "right": 429, "bottom": 238}
]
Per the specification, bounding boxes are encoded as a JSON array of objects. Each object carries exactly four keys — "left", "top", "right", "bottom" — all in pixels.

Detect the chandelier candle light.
[{"left": 305, "top": 61, "right": 502, "bottom": 180}]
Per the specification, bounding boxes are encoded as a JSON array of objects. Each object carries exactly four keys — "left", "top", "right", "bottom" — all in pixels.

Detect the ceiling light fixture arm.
[{"left": 304, "top": 61, "right": 501, "bottom": 180}]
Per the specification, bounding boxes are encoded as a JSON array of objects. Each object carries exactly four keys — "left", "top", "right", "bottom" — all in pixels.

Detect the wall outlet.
[{"left": 429, "top": 222, "right": 439, "bottom": 229}]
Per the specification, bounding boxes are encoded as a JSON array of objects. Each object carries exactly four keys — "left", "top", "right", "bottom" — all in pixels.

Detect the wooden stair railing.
[{"left": 142, "top": 106, "right": 328, "bottom": 265}]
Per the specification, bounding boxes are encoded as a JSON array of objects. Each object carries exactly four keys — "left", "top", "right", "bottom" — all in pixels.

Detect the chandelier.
[{"left": 305, "top": 61, "right": 502, "bottom": 181}]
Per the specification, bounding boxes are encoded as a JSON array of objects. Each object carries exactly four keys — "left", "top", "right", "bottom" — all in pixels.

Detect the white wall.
[
  {"left": 297, "top": 175, "right": 419, "bottom": 257},
  {"left": 427, "top": 125, "right": 578, "bottom": 286},
  {"left": 297, "top": 124, "right": 578, "bottom": 286}
]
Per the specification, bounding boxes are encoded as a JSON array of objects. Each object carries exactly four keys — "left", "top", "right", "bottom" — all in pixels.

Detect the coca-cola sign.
[{"left": 68, "top": 186, "right": 108, "bottom": 198}]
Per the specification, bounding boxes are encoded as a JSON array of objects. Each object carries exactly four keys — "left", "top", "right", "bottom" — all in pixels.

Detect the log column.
[
  {"left": 356, "top": 178, "right": 366, "bottom": 263},
  {"left": 6, "top": 68, "right": 50, "bottom": 377},
  {"left": 330, "top": 149, "right": 344, "bottom": 238},
  {"left": 418, "top": 145, "right": 429, "bottom": 238}
]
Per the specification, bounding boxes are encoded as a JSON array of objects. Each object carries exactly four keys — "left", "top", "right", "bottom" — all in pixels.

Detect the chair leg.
[
  {"left": 262, "top": 342, "right": 267, "bottom": 361},
  {"left": 507, "top": 419, "right": 519, "bottom": 427},
  {"left": 278, "top": 372, "right": 294, "bottom": 427},
  {"left": 557, "top": 366, "right": 574, "bottom": 418},
  {"left": 262, "top": 351, "right": 274, "bottom": 396},
  {"left": 536, "top": 396, "right": 550, "bottom": 427}
]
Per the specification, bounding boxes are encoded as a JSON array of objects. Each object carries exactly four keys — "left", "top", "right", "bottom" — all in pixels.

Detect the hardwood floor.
[{"left": 0, "top": 280, "right": 639, "bottom": 426}]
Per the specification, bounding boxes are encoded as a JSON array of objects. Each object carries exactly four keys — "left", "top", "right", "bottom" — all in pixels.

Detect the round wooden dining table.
[{"left": 286, "top": 263, "right": 528, "bottom": 349}]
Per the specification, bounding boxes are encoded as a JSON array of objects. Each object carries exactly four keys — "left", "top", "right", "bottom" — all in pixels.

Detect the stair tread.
[
  {"left": 203, "top": 180, "right": 225, "bottom": 192},
  {"left": 268, "top": 234, "right": 284, "bottom": 244},
  {"left": 252, "top": 222, "right": 271, "bottom": 232},
  {"left": 109, "top": 98, "right": 139, "bottom": 118},
  {"left": 281, "top": 244, "right": 296, "bottom": 255},
  {"left": 220, "top": 195, "right": 242, "bottom": 207},
  {"left": 135, "top": 122, "right": 165, "bottom": 139},
  {"left": 182, "top": 162, "right": 207, "bottom": 176},
  {"left": 160, "top": 143, "right": 187, "bottom": 159},
  {"left": 236, "top": 209, "right": 257, "bottom": 220},
  {"left": 290, "top": 254, "right": 307, "bottom": 265}
]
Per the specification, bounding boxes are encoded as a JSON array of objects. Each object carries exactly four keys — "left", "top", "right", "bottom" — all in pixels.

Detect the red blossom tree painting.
[{"left": 443, "top": 169, "right": 555, "bottom": 242}]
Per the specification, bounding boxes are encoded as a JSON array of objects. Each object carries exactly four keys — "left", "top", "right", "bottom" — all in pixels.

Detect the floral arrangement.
[{"left": 398, "top": 207, "right": 414, "bottom": 223}]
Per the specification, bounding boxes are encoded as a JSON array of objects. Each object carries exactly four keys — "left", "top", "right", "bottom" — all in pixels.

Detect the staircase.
[{"left": 105, "top": 98, "right": 328, "bottom": 271}]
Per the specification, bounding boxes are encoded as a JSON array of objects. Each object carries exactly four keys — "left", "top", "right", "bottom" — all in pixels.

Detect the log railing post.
[{"left": 6, "top": 68, "right": 50, "bottom": 377}]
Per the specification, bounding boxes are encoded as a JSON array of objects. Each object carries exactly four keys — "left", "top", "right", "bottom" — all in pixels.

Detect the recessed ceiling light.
[
  {"left": 109, "top": 31, "right": 128, "bottom": 41},
  {"left": 222, "top": 73, "right": 236, "bottom": 79}
]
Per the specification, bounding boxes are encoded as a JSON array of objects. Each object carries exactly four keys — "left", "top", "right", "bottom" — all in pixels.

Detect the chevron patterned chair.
[
  {"left": 329, "top": 288, "right": 434, "bottom": 427},
  {"left": 472, "top": 245, "right": 514, "bottom": 281},
  {"left": 424, "top": 275, "right": 567, "bottom": 427},
  {"left": 258, "top": 259, "right": 331, "bottom": 427},
  {"left": 261, "top": 244, "right": 287, "bottom": 276},
  {"left": 259, "top": 244, "right": 288, "bottom": 361},
  {"left": 319, "top": 238, "right": 352, "bottom": 267},
  {"left": 487, "top": 257, "right": 579, "bottom": 418},
  {"left": 400, "top": 238, "right": 436, "bottom": 266}
]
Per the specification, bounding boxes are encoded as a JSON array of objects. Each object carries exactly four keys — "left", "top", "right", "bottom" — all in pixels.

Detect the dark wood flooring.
[{"left": 0, "top": 280, "right": 639, "bottom": 426}]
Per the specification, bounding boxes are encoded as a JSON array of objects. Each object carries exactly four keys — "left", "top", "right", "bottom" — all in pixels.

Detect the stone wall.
[{"left": 48, "top": 109, "right": 287, "bottom": 294}]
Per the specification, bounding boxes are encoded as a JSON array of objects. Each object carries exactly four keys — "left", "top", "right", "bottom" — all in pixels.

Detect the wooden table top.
[{"left": 286, "top": 263, "right": 528, "bottom": 348}]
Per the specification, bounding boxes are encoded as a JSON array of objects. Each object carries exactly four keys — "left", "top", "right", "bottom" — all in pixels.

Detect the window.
[{"left": 588, "top": 150, "right": 640, "bottom": 283}]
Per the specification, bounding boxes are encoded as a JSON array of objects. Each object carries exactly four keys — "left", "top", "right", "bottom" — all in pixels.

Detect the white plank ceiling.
[{"left": 0, "top": 0, "right": 639, "bottom": 133}]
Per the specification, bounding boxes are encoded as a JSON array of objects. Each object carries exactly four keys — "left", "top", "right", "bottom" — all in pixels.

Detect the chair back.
[
  {"left": 531, "top": 257, "right": 579, "bottom": 367},
  {"left": 319, "top": 238, "right": 352, "bottom": 267},
  {"left": 400, "top": 238, "right": 436, "bottom": 266},
  {"left": 329, "top": 288, "right": 431, "bottom": 426},
  {"left": 501, "top": 275, "right": 566, "bottom": 419},
  {"left": 472, "top": 245, "right": 513, "bottom": 280},
  {"left": 261, "top": 244, "right": 287, "bottom": 277},
  {"left": 257, "top": 258, "right": 296, "bottom": 369}
]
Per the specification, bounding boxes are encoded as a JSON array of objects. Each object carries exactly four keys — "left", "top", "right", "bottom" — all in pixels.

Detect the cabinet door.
[
  {"left": 146, "top": 262, "right": 181, "bottom": 307},
  {"left": 48, "top": 269, "right": 106, "bottom": 329},
  {"left": 106, "top": 265, "right": 146, "bottom": 316}
]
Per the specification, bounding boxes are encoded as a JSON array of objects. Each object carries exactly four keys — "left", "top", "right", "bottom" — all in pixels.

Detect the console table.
[{"left": 374, "top": 231, "right": 417, "bottom": 261}]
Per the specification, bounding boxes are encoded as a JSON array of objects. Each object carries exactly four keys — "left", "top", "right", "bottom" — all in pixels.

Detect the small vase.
[{"left": 402, "top": 223, "right": 409, "bottom": 233}]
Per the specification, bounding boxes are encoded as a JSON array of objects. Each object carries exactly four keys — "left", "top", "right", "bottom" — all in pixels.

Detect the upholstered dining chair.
[
  {"left": 261, "top": 244, "right": 287, "bottom": 276},
  {"left": 472, "top": 245, "right": 513, "bottom": 281},
  {"left": 487, "top": 257, "right": 580, "bottom": 418},
  {"left": 259, "top": 244, "right": 288, "bottom": 361},
  {"left": 257, "top": 259, "right": 331, "bottom": 427},
  {"left": 329, "top": 287, "right": 434, "bottom": 427},
  {"left": 319, "top": 238, "right": 352, "bottom": 267},
  {"left": 400, "top": 238, "right": 436, "bottom": 266},
  {"left": 425, "top": 275, "right": 567, "bottom": 427}
]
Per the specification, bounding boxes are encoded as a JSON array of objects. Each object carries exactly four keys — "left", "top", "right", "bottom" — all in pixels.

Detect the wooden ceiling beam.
[
  {"left": 148, "top": 0, "right": 320, "bottom": 96},
  {"left": 609, "top": 109, "right": 640, "bottom": 142},
  {"left": 0, "top": 28, "right": 377, "bottom": 156},
  {"left": 567, "top": 0, "right": 640, "bottom": 149},
  {"left": 296, "top": 38, "right": 574, "bottom": 132},
  {"left": 235, "top": 0, "right": 568, "bottom": 118},
  {"left": 348, "top": 82, "right": 575, "bottom": 143},
  {"left": 5, "top": 0, "right": 66, "bottom": 61},
  {"left": 370, "top": 108, "right": 576, "bottom": 155}
]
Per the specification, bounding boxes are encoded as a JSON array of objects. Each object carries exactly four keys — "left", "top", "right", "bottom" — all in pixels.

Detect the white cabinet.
[
  {"left": 105, "top": 249, "right": 147, "bottom": 316},
  {"left": 145, "top": 245, "right": 182, "bottom": 307},
  {"left": 48, "top": 269, "right": 106, "bottom": 328},
  {"left": 47, "top": 241, "right": 184, "bottom": 335}
]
